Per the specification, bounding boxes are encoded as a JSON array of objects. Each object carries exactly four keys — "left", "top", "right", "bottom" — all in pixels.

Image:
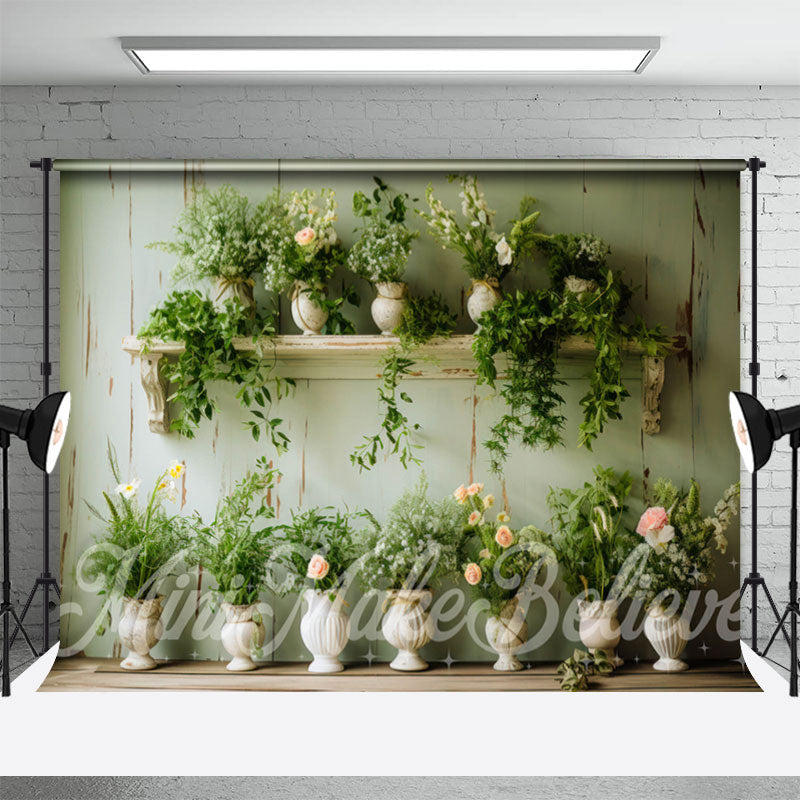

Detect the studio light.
[
  {"left": 121, "top": 37, "right": 659, "bottom": 76},
  {"left": 1, "top": 391, "right": 71, "bottom": 697}
]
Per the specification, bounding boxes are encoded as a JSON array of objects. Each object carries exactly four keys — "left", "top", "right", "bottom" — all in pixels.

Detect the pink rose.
[
  {"left": 495, "top": 525, "right": 513, "bottom": 548},
  {"left": 636, "top": 506, "right": 670, "bottom": 537},
  {"left": 306, "top": 554, "right": 330, "bottom": 580},
  {"left": 453, "top": 484, "right": 468, "bottom": 504},
  {"left": 295, "top": 226, "right": 316, "bottom": 246},
  {"left": 464, "top": 563, "right": 482, "bottom": 586},
  {"left": 468, "top": 510, "right": 483, "bottom": 526},
  {"left": 466, "top": 483, "right": 482, "bottom": 496}
]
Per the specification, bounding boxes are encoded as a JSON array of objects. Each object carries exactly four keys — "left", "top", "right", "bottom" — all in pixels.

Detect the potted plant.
[
  {"left": 547, "top": 466, "right": 638, "bottom": 666},
  {"left": 457, "top": 482, "right": 554, "bottom": 671},
  {"left": 148, "top": 185, "right": 261, "bottom": 311},
  {"left": 259, "top": 187, "right": 352, "bottom": 335},
  {"left": 188, "top": 459, "right": 278, "bottom": 671},
  {"left": 419, "top": 175, "right": 540, "bottom": 328},
  {"left": 358, "top": 476, "right": 467, "bottom": 671},
  {"left": 83, "top": 444, "right": 189, "bottom": 671},
  {"left": 347, "top": 177, "right": 419, "bottom": 335},
  {"left": 621, "top": 478, "right": 740, "bottom": 672},
  {"left": 270, "top": 507, "right": 363, "bottom": 673},
  {"left": 533, "top": 232, "right": 613, "bottom": 299}
]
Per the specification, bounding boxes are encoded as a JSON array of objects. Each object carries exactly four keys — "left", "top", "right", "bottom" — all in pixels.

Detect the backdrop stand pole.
[{"left": 9, "top": 158, "right": 60, "bottom": 657}]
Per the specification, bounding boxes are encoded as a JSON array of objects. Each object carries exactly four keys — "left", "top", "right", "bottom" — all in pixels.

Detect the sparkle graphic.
[
  {"left": 363, "top": 646, "right": 377, "bottom": 666},
  {"left": 699, "top": 642, "right": 710, "bottom": 655},
  {"left": 633, "top": 654, "right": 640, "bottom": 664},
  {"left": 190, "top": 650, "right": 200, "bottom": 660},
  {"left": 729, "top": 556, "right": 739, "bottom": 570},
  {"left": 439, "top": 650, "right": 457, "bottom": 669},
  {"left": 690, "top": 565, "right": 703, "bottom": 582}
]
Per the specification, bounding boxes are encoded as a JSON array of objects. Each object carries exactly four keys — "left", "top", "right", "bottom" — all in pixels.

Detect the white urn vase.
[
  {"left": 578, "top": 599, "right": 623, "bottom": 666},
  {"left": 485, "top": 596, "right": 528, "bottom": 671},
  {"left": 213, "top": 276, "right": 255, "bottom": 312},
  {"left": 290, "top": 281, "right": 329, "bottom": 335},
  {"left": 220, "top": 602, "right": 266, "bottom": 672},
  {"left": 644, "top": 606, "right": 690, "bottom": 672},
  {"left": 300, "top": 588, "right": 351, "bottom": 674},
  {"left": 371, "top": 281, "right": 408, "bottom": 335},
  {"left": 563, "top": 275, "right": 599, "bottom": 301},
  {"left": 382, "top": 589, "right": 434, "bottom": 672},
  {"left": 118, "top": 596, "right": 164, "bottom": 671},
  {"left": 466, "top": 278, "right": 502, "bottom": 329}
]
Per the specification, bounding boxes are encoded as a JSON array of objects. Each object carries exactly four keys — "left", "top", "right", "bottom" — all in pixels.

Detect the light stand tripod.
[{"left": 10, "top": 158, "right": 60, "bottom": 656}]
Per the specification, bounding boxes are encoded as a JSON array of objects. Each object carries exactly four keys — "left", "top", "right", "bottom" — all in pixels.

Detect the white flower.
[
  {"left": 157, "top": 479, "right": 178, "bottom": 503},
  {"left": 495, "top": 236, "right": 513, "bottom": 266},
  {"left": 168, "top": 460, "right": 185, "bottom": 479},
  {"left": 644, "top": 524, "right": 676, "bottom": 552},
  {"left": 115, "top": 479, "right": 141, "bottom": 499}
]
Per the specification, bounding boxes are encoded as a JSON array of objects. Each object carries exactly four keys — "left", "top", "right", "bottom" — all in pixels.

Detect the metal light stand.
[
  {"left": 9, "top": 158, "right": 60, "bottom": 655},
  {"left": 738, "top": 156, "right": 791, "bottom": 655}
]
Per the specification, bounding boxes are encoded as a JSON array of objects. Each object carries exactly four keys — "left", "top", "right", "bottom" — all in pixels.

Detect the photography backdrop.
[{"left": 57, "top": 158, "right": 741, "bottom": 665}]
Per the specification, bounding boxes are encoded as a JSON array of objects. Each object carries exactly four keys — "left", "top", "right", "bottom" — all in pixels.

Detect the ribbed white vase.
[
  {"left": 118, "top": 596, "right": 164, "bottom": 671},
  {"left": 220, "top": 602, "right": 266, "bottom": 672},
  {"left": 485, "top": 596, "right": 528, "bottom": 671},
  {"left": 290, "top": 280, "right": 329, "bottom": 335},
  {"left": 382, "top": 589, "right": 434, "bottom": 672},
  {"left": 644, "top": 606, "right": 690, "bottom": 672},
  {"left": 371, "top": 281, "right": 408, "bottom": 335},
  {"left": 300, "top": 588, "right": 350, "bottom": 673},
  {"left": 578, "top": 598, "right": 623, "bottom": 666}
]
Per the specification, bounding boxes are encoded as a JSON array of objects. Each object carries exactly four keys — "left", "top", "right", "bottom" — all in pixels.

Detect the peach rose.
[
  {"left": 495, "top": 525, "right": 513, "bottom": 548},
  {"left": 453, "top": 484, "right": 468, "bottom": 504},
  {"left": 295, "top": 226, "right": 316, "bottom": 246},
  {"left": 466, "top": 482, "right": 483, "bottom": 496},
  {"left": 483, "top": 494, "right": 495, "bottom": 509},
  {"left": 636, "top": 506, "right": 669, "bottom": 537},
  {"left": 468, "top": 510, "right": 483, "bottom": 526},
  {"left": 306, "top": 554, "right": 330, "bottom": 580},
  {"left": 464, "top": 563, "right": 482, "bottom": 586}
]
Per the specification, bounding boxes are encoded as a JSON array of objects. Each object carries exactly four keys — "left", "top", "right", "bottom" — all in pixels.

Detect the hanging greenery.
[
  {"left": 138, "top": 289, "right": 293, "bottom": 451},
  {"left": 350, "top": 292, "right": 457, "bottom": 471},
  {"left": 472, "top": 233, "right": 669, "bottom": 474}
]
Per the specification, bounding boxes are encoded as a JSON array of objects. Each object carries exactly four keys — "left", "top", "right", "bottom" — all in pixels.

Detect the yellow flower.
[
  {"left": 168, "top": 460, "right": 185, "bottom": 480},
  {"left": 497, "top": 512, "right": 510, "bottom": 524}
]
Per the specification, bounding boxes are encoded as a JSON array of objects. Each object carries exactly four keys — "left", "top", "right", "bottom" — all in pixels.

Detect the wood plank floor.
[{"left": 39, "top": 657, "right": 760, "bottom": 692}]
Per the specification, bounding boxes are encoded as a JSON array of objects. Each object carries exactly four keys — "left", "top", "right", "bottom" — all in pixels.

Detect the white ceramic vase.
[
  {"left": 485, "top": 597, "right": 528, "bottom": 672},
  {"left": 644, "top": 606, "right": 690, "bottom": 672},
  {"left": 382, "top": 589, "right": 434, "bottom": 672},
  {"left": 300, "top": 588, "right": 351, "bottom": 674},
  {"left": 118, "top": 596, "right": 164, "bottom": 671},
  {"left": 371, "top": 281, "right": 408, "bottom": 335},
  {"left": 563, "top": 275, "right": 599, "bottom": 300},
  {"left": 220, "top": 602, "right": 266, "bottom": 672},
  {"left": 290, "top": 280, "right": 329, "bottom": 335},
  {"left": 578, "top": 598, "right": 623, "bottom": 666},
  {"left": 213, "top": 276, "right": 255, "bottom": 312},
  {"left": 466, "top": 278, "right": 502, "bottom": 329}
]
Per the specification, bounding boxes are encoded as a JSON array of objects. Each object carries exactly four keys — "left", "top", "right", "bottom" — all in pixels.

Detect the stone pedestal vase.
[
  {"left": 214, "top": 276, "right": 255, "bottom": 312},
  {"left": 300, "top": 589, "right": 351, "bottom": 674},
  {"left": 118, "top": 596, "right": 164, "bottom": 671},
  {"left": 382, "top": 589, "right": 434, "bottom": 672},
  {"left": 466, "top": 278, "right": 502, "bottom": 329},
  {"left": 485, "top": 596, "right": 528, "bottom": 671},
  {"left": 644, "top": 606, "right": 690, "bottom": 672},
  {"left": 290, "top": 281, "right": 329, "bottom": 335},
  {"left": 220, "top": 602, "right": 266, "bottom": 672},
  {"left": 578, "top": 599, "right": 623, "bottom": 666},
  {"left": 371, "top": 281, "right": 408, "bottom": 335}
]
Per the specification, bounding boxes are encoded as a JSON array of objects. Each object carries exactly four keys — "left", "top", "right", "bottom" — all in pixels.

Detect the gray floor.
[{"left": 2, "top": 777, "right": 799, "bottom": 799}]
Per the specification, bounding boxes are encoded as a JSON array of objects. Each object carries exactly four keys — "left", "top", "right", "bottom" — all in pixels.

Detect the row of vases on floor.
[{"left": 118, "top": 590, "right": 691, "bottom": 674}]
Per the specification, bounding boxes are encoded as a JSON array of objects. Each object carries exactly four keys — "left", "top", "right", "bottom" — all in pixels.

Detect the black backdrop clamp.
[{"left": 8, "top": 158, "right": 60, "bottom": 660}]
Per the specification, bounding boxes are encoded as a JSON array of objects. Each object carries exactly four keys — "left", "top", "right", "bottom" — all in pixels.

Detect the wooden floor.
[{"left": 40, "top": 657, "right": 760, "bottom": 692}]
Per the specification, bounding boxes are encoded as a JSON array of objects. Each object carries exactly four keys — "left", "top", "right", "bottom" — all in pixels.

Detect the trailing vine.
[
  {"left": 138, "top": 290, "right": 294, "bottom": 451},
  {"left": 350, "top": 292, "right": 457, "bottom": 471},
  {"left": 473, "top": 233, "right": 669, "bottom": 475}
]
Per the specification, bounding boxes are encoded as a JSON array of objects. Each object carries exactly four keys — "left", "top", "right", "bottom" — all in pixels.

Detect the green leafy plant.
[
  {"left": 357, "top": 475, "right": 468, "bottom": 592},
  {"left": 418, "top": 175, "right": 540, "bottom": 282},
  {"left": 472, "top": 232, "right": 668, "bottom": 474},
  {"left": 138, "top": 289, "right": 293, "bottom": 449},
  {"left": 81, "top": 443, "right": 189, "bottom": 632},
  {"left": 347, "top": 176, "right": 419, "bottom": 285},
  {"left": 547, "top": 466, "right": 638, "bottom": 601},
  {"left": 618, "top": 478, "right": 740, "bottom": 611},
  {"left": 557, "top": 648, "right": 613, "bottom": 691},
  {"left": 350, "top": 292, "right": 457, "bottom": 471},
  {"left": 456, "top": 482, "right": 554, "bottom": 616},
  {"left": 187, "top": 459, "right": 278, "bottom": 608},
  {"left": 269, "top": 507, "right": 364, "bottom": 598}
]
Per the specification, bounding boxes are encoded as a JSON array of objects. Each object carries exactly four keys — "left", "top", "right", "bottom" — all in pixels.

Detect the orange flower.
[
  {"left": 306, "top": 554, "right": 330, "bottom": 580},
  {"left": 464, "top": 563, "right": 483, "bottom": 586},
  {"left": 495, "top": 525, "right": 513, "bottom": 548}
]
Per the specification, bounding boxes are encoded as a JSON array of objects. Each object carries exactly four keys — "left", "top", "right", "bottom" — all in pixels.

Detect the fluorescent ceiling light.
[{"left": 122, "top": 37, "right": 659, "bottom": 75}]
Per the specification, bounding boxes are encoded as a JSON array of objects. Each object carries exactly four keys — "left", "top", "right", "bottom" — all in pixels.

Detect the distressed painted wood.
[{"left": 641, "top": 356, "right": 666, "bottom": 435}]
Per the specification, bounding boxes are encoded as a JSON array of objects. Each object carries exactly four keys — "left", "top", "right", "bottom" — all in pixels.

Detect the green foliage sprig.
[
  {"left": 187, "top": 459, "right": 278, "bottom": 608},
  {"left": 557, "top": 648, "right": 613, "bottom": 691},
  {"left": 138, "top": 289, "right": 293, "bottom": 450},
  {"left": 350, "top": 292, "right": 457, "bottom": 471},
  {"left": 547, "top": 466, "right": 638, "bottom": 601}
]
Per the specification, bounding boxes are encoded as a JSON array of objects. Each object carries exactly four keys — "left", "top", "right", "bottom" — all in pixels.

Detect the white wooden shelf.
[{"left": 122, "top": 334, "right": 681, "bottom": 436}]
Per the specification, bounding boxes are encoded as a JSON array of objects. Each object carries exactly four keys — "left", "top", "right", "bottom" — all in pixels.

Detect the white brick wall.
[{"left": 1, "top": 83, "right": 798, "bottom": 642}]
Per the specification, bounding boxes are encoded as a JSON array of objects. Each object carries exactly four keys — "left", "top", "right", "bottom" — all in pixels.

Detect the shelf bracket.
[
  {"left": 641, "top": 355, "right": 665, "bottom": 435},
  {"left": 140, "top": 352, "right": 169, "bottom": 434}
]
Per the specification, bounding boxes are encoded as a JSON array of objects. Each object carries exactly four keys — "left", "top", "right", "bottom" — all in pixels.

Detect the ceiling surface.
[{"left": 1, "top": 0, "right": 799, "bottom": 85}]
